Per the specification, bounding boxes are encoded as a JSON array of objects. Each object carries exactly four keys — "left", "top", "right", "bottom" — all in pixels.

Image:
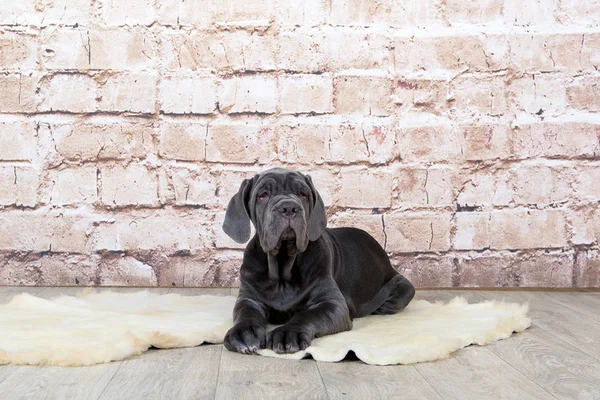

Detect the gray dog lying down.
[{"left": 222, "top": 168, "right": 415, "bottom": 355}]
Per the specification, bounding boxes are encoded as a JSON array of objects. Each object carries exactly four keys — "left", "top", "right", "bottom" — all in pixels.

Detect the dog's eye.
[
  {"left": 258, "top": 192, "right": 269, "bottom": 201},
  {"left": 299, "top": 192, "right": 308, "bottom": 200}
]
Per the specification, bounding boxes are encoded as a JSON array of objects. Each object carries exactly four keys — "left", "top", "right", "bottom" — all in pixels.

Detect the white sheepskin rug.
[{"left": 0, "top": 290, "right": 530, "bottom": 367}]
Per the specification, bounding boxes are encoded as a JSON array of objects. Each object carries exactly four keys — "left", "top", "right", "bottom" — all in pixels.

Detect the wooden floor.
[{"left": 0, "top": 287, "right": 599, "bottom": 400}]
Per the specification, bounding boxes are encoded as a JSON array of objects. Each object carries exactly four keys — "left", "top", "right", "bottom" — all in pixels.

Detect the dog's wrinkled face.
[{"left": 223, "top": 168, "right": 327, "bottom": 254}]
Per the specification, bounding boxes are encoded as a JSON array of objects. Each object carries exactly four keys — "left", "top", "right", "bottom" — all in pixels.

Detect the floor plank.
[
  {"left": 543, "top": 292, "right": 600, "bottom": 323},
  {"left": 216, "top": 350, "right": 328, "bottom": 400},
  {"left": 0, "top": 362, "right": 121, "bottom": 400},
  {"left": 98, "top": 345, "right": 222, "bottom": 400},
  {"left": 477, "top": 291, "right": 600, "bottom": 361},
  {"left": 487, "top": 324, "right": 600, "bottom": 399},
  {"left": 317, "top": 361, "right": 442, "bottom": 400},
  {"left": 414, "top": 345, "right": 555, "bottom": 400}
]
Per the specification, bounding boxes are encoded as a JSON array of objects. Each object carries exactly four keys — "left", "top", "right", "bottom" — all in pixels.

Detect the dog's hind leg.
[{"left": 372, "top": 274, "right": 415, "bottom": 315}]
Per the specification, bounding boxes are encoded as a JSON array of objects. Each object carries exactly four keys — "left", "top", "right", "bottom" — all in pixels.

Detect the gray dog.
[{"left": 222, "top": 168, "right": 415, "bottom": 354}]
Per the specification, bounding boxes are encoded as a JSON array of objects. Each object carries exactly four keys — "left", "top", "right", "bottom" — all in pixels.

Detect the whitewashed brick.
[
  {"left": 101, "top": 164, "right": 158, "bottom": 206},
  {"left": 490, "top": 209, "right": 568, "bottom": 250},
  {"left": 159, "top": 75, "right": 216, "bottom": 114},
  {"left": 337, "top": 169, "right": 392, "bottom": 208},
  {"left": 279, "top": 75, "right": 333, "bottom": 114},
  {"left": 0, "top": 121, "right": 36, "bottom": 161},
  {"left": 385, "top": 212, "right": 452, "bottom": 252},
  {"left": 159, "top": 121, "right": 207, "bottom": 161},
  {"left": 219, "top": 76, "right": 277, "bottom": 114},
  {"left": 98, "top": 73, "right": 157, "bottom": 113},
  {"left": 50, "top": 166, "right": 97, "bottom": 205}
]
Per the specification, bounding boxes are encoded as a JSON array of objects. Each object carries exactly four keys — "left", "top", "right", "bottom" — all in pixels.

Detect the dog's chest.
[{"left": 256, "top": 280, "right": 307, "bottom": 312}]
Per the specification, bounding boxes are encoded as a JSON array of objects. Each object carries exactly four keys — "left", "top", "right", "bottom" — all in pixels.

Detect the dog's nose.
[{"left": 276, "top": 201, "right": 298, "bottom": 218}]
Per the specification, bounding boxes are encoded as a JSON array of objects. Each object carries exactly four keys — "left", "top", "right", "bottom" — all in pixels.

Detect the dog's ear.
[
  {"left": 223, "top": 178, "right": 253, "bottom": 243},
  {"left": 305, "top": 175, "right": 327, "bottom": 241}
]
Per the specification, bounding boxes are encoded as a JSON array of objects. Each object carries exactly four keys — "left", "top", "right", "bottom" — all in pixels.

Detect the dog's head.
[{"left": 223, "top": 168, "right": 327, "bottom": 254}]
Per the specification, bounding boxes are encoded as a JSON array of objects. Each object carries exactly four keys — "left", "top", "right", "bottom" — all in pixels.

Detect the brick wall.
[{"left": 1, "top": 0, "right": 599, "bottom": 288}]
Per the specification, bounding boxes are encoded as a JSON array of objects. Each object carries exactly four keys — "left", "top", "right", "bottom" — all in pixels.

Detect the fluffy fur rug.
[{"left": 0, "top": 290, "right": 530, "bottom": 367}]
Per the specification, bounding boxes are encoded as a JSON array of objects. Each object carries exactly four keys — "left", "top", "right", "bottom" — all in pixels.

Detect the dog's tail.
[{"left": 359, "top": 274, "right": 416, "bottom": 316}]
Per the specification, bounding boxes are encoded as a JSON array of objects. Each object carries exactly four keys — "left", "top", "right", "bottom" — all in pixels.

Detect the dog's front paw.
[
  {"left": 224, "top": 323, "right": 266, "bottom": 355},
  {"left": 266, "top": 326, "right": 311, "bottom": 354}
]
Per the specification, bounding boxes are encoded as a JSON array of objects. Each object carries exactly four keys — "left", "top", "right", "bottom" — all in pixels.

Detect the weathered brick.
[
  {"left": 454, "top": 253, "right": 573, "bottom": 288},
  {"left": 274, "top": 0, "right": 327, "bottom": 26},
  {"left": 397, "top": 122, "right": 461, "bottom": 162},
  {"left": 508, "top": 75, "right": 567, "bottom": 116},
  {"left": 503, "top": 0, "right": 555, "bottom": 26},
  {"left": 0, "top": 253, "right": 99, "bottom": 286},
  {"left": 450, "top": 76, "right": 507, "bottom": 116},
  {"left": 336, "top": 168, "right": 393, "bottom": 208},
  {"left": 93, "top": 211, "right": 211, "bottom": 252},
  {"left": 568, "top": 206, "right": 598, "bottom": 246},
  {"left": 510, "top": 34, "right": 597, "bottom": 73},
  {"left": 279, "top": 75, "right": 333, "bottom": 114},
  {"left": 393, "top": 166, "right": 456, "bottom": 207},
  {"left": 181, "top": 250, "right": 242, "bottom": 287},
  {"left": 444, "top": 0, "right": 503, "bottom": 24},
  {"left": 159, "top": 75, "right": 216, "bottom": 114},
  {"left": 0, "top": 210, "right": 97, "bottom": 253},
  {"left": 329, "top": 0, "right": 442, "bottom": 26},
  {"left": 0, "top": 166, "right": 38, "bottom": 207},
  {"left": 461, "top": 122, "right": 512, "bottom": 161},
  {"left": 39, "top": 74, "right": 98, "bottom": 113},
  {"left": 100, "top": 164, "right": 158, "bottom": 206},
  {"left": 329, "top": 121, "right": 396, "bottom": 164},
  {"left": 167, "top": 167, "right": 218, "bottom": 206},
  {"left": 509, "top": 165, "right": 572, "bottom": 205},
  {"left": 96, "top": 253, "right": 157, "bottom": 286},
  {"left": 49, "top": 166, "right": 97, "bottom": 205},
  {"left": 90, "top": 29, "right": 157, "bottom": 70},
  {"left": 574, "top": 250, "right": 600, "bottom": 288},
  {"left": 328, "top": 213, "right": 385, "bottom": 247},
  {"left": 0, "top": 30, "right": 38, "bottom": 70},
  {"left": 278, "top": 29, "right": 392, "bottom": 72},
  {"left": 556, "top": 0, "right": 600, "bottom": 26},
  {"left": 395, "top": 34, "right": 508, "bottom": 73},
  {"left": 513, "top": 120, "right": 600, "bottom": 159},
  {"left": 490, "top": 209, "right": 568, "bottom": 250},
  {"left": 98, "top": 73, "right": 157, "bottom": 113},
  {"left": 159, "top": 121, "right": 206, "bottom": 161},
  {"left": 576, "top": 166, "right": 600, "bottom": 200},
  {"left": 95, "top": 0, "right": 156, "bottom": 26},
  {"left": 52, "top": 121, "right": 155, "bottom": 161},
  {"left": 390, "top": 255, "right": 454, "bottom": 288},
  {"left": 385, "top": 212, "right": 452, "bottom": 252},
  {"left": 157, "top": 0, "right": 213, "bottom": 26},
  {"left": 160, "top": 30, "right": 276, "bottom": 72},
  {"left": 393, "top": 79, "right": 449, "bottom": 114},
  {"left": 454, "top": 212, "right": 490, "bottom": 250},
  {"left": 206, "top": 123, "right": 277, "bottom": 164},
  {"left": 456, "top": 168, "right": 512, "bottom": 207},
  {"left": 276, "top": 122, "right": 330, "bottom": 164},
  {"left": 212, "top": 0, "right": 273, "bottom": 25},
  {"left": 0, "top": 0, "right": 91, "bottom": 26},
  {"left": 334, "top": 75, "right": 393, "bottom": 116},
  {"left": 0, "top": 120, "right": 36, "bottom": 161},
  {"left": 0, "top": 73, "right": 40, "bottom": 113},
  {"left": 567, "top": 77, "right": 600, "bottom": 113},
  {"left": 40, "top": 28, "right": 91, "bottom": 70},
  {"left": 219, "top": 76, "right": 277, "bottom": 114}
]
